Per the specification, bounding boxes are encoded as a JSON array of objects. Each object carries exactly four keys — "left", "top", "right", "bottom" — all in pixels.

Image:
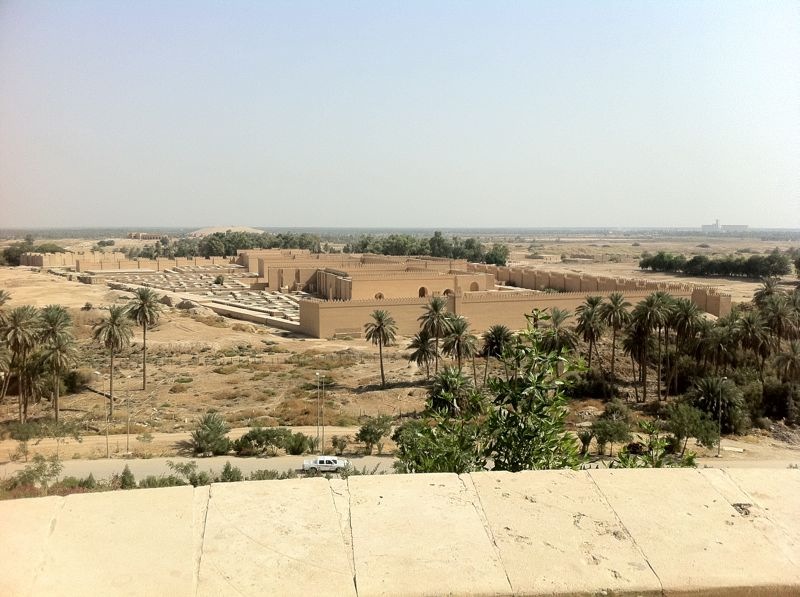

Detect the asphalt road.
[{"left": 0, "top": 454, "right": 396, "bottom": 482}]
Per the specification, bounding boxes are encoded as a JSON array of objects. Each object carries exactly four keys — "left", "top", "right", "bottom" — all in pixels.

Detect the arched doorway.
[
  {"left": 418, "top": 287, "right": 429, "bottom": 298},
  {"left": 469, "top": 282, "right": 479, "bottom": 291},
  {"left": 443, "top": 289, "right": 453, "bottom": 296}
]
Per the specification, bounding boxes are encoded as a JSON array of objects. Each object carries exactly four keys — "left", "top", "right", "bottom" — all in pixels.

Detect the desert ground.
[{"left": 1, "top": 233, "right": 799, "bottom": 472}]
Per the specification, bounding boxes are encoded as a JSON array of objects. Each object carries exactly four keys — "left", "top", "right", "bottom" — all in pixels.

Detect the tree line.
[
  {"left": 1, "top": 236, "right": 66, "bottom": 266},
  {"left": 122, "top": 230, "right": 323, "bottom": 259},
  {"left": 639, "top": 249, "right": 794, "bottom": 278},
  {"left": 344, "top": 231, "right": 509, "bottom": 265}
]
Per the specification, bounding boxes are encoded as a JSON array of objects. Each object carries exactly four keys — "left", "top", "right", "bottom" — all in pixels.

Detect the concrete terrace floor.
[{"left": 1, "top": 468, "right": 799, "bottom": 596}]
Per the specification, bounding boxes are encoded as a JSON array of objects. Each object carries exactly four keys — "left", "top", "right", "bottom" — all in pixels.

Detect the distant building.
[
  {"left": 701, "top": 220, "right": 748, "bottom": 233},
  {"left": 127, "top": 232, "right": 165, "bottom": 240}
]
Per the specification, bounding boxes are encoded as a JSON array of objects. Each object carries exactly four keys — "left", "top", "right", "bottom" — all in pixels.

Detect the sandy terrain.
[{"left": 1, "top": 232, "right": 798, "bottom": 468}]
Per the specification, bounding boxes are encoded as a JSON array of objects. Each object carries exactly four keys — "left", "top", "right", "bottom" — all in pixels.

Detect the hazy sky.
[{"left": 1, "top": 1, "right": 798, "bottom": 229}]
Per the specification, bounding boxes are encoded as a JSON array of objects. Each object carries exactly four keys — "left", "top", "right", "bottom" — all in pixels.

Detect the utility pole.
[
  {"left": 315, "top": 371, "right": 321, "bottom": 451},
  {"left": 321, "top": 373, "right": 326, "bottom": 455},
  {"left": 717, "top": 376, "right": 727, "bottom": 457}
]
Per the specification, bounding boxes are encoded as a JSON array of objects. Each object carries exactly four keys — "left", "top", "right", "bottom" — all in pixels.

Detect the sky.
[{"left": 1, "top": 1, "right": 798, "bottom": 229}]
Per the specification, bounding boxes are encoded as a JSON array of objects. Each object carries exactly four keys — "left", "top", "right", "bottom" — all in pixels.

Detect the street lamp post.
[
  {"left": 315, "top": 371, "right": 321, "bottom": 452},
  {"left": 321, "top": 373, "right": 326, "bottom": 455},
  {"left": 717, "top": 376, "right": 727, "bottom": 457}
]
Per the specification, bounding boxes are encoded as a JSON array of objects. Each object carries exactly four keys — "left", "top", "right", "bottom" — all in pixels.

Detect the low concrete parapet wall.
[{"left": 1, "top": 468, "right": 797, "bottom": 596}]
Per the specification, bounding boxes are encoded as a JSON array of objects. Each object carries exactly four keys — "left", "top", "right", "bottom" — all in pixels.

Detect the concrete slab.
[
  {"left": 348, "top": 473, "right": 511, "bottom": 597},
  {"left": 717, "top": 468, "right": 800, "bottom": 562},
  {"left": 589, "top": 468, "right": 800, "bottom": 594},
  {"left": 192, "top": 486, "right": 210, "bottom": 595},
  {"left": 30, "top": 486, "right": 196, "bottom": 597},
  {"left": 0, "top": 496, "right": 64, "bottom": 597},
  {"left": 469, "top": 470, "right": 661, "bottom": 595},
  {"left": 329, "top": 478, "right": 355, "bottom": 577},
  {"left": 197, "top": 479, "right": 355, "bottom": 597},
  {"left": 722, "top": 469, "right": 800, "bottom": 536}
]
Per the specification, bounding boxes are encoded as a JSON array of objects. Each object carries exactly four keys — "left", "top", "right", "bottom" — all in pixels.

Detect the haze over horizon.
[{"left": 1, "top": 1, "right": 798, "bottom": 229}]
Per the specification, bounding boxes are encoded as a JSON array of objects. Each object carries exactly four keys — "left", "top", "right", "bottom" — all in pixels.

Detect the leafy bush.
[
  {"left": 762, "top": 380, "right": 798, "bottom": 424},
  {"left": 665, "top": 402, "right": 719, "bottom": 456},
  {"left": 331, "top": 435, "right": 349, "bottom": 456},
  {"left": 577, "top": 430, "right": 593, "bottom": 456},
  {"left": 393, "top": 418, "right": 485, "bottom": 474},
  {"left": 284, "top": 432, "right": 314, "bottom": 455},
  {"left": 119, "top": 465, "right": 136, "bottom": 489},
  {"left": 219, "top": 462, "right": 243, "bottom": 482},
  {"left": 190, "top": 413, "right": 231, "bottom": 456},
  {"left": 565, "top": 369, "right": 618, "bottom": 400},
  {"left": 138, "top": 475, "right": 186, "bottom": 488},
  {"left": 167, "top": 461, "right": 213, "bottom": 486},
  {"left": 233, "top": 427, "right": 292, "bottom": 456},
  {"left": 248, "top": 469, "right": 298, "bottom": 481},
  {"left": 64, "top": 368, "right": 94, "bottom": 393},
  {"left": 356, "top": 416, "right": 393, "bottom": 455},
  {"left": 8, "top": 455, "right": 63, "bottom": 495},
  {"left": 591, "top": 419, "right": 630, "bottom": 456},
  {"left": 612, "top": 421, "right": 697, "bottom": 468}
]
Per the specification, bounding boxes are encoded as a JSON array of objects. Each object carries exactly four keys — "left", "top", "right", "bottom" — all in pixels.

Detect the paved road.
[{"left": 0, "top": 454, "right": 396, "bottom": 482}]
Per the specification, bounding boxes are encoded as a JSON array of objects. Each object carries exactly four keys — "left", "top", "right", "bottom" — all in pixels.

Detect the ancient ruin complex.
[{"left": 20, "top": 249, "right": 731, "bottom": 337}]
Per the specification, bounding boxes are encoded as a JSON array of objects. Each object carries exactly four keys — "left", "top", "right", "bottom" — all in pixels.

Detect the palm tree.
[
  {"left": 670, "top": 298, "right": 702, "bottom": 353},
  {"left": 407, "top": 330, "right": 436, "bottom": 379},
  {"left": 542, "top": 308, "right": 578, "bottom": 354},
  {"left": 39, "top": 305, "right": 76, "bottom": 423},
  {"left": 482, "top": 324, "right": 513, "bottom": 384},
  {"left": 689, "top": 376, "right": 743, "bottom": 435},
  {"left": 737, "top": 310, "right": 770, "bottom": 381},
  {"left": 93, "top": 305, "right": 133, "bottom": 419},
  {"left": 667, "top": 298, "right": 702, "bottom": 393},
  {"left": 632, "top": 293, "right": 670, "bottom": 400},
  {"left": 699, "top": 322, "right": 736, "bottom": 375},
  {"left": 622, "top": 322, "right": 650, "bottom": 403},
  {"left": 0, "top": 289, "right": 10, "bottom": 325},
  {"left": 40, "top": 333, "right": 77, "bottom": 422},
  {"left": 418, "top": 297, "right": 451, "bottom": 373},
  {"left": 761, "top": 294, "right": 794, "bottom": 350},
  {"left": 575, "top": 296, "right": 605, "bottom": 369},
  {"left": 598, "top": 292, "right": 631, "bottom": 379},
  {"left": 774, "top": 341, "right": 800, "bottom": 384},
  {"left": 364, "top": 310, "right": 397, "bottom": 388},
  {"left": 442, "top": 315, "right": 479, "bottom": 383},
  {"left": 1, "top": 305, "right": 41, "bottom": 421},
  {"left": 753, "top": 277, "right": 782, "bottom": 308},
  {"left": 428, "top": 366, "right": 471, "bottom": 415},
  {"left": 127, "top": 287, "right": 162, "bottom": 390}
]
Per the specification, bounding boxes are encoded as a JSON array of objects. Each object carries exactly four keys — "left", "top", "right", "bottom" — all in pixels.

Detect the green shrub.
[
  {"left": 64, "top": 368, "right": 94, "bottom": 393},
  {"left": 190, "top": 413, "right": 231, "bottom": 456},
  {"left": 167, "top": 461, "right": 213, "bottom": 486},
  {"left": 233, "top": 427, "right": 292, "bottom": 456},
  {"left": 331, "top": 435, "right": 349, "bottom": 456},
  {"left": 565, "top": 369, "right": 618, "bottom": 400},
  {"left": 591, "top": 419, "right": 630, "bottom": 456},
  {"left": 119, "top": 465, "right": 136, "bottom": 489},
  {"left": 138, "top": 475, "right": 186, "bottom": 488},
  {"left": 356, "top": 416, "right": 393, "bottom": 455},
  {"left": 284, "top": 432, "right": 314, "bottom": 455},
  {"left": 248, "top": 469, "right": 298, "bottom": 481},
  {"left": 219, "top": 462, "right": 243, "bottom": 483}
]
